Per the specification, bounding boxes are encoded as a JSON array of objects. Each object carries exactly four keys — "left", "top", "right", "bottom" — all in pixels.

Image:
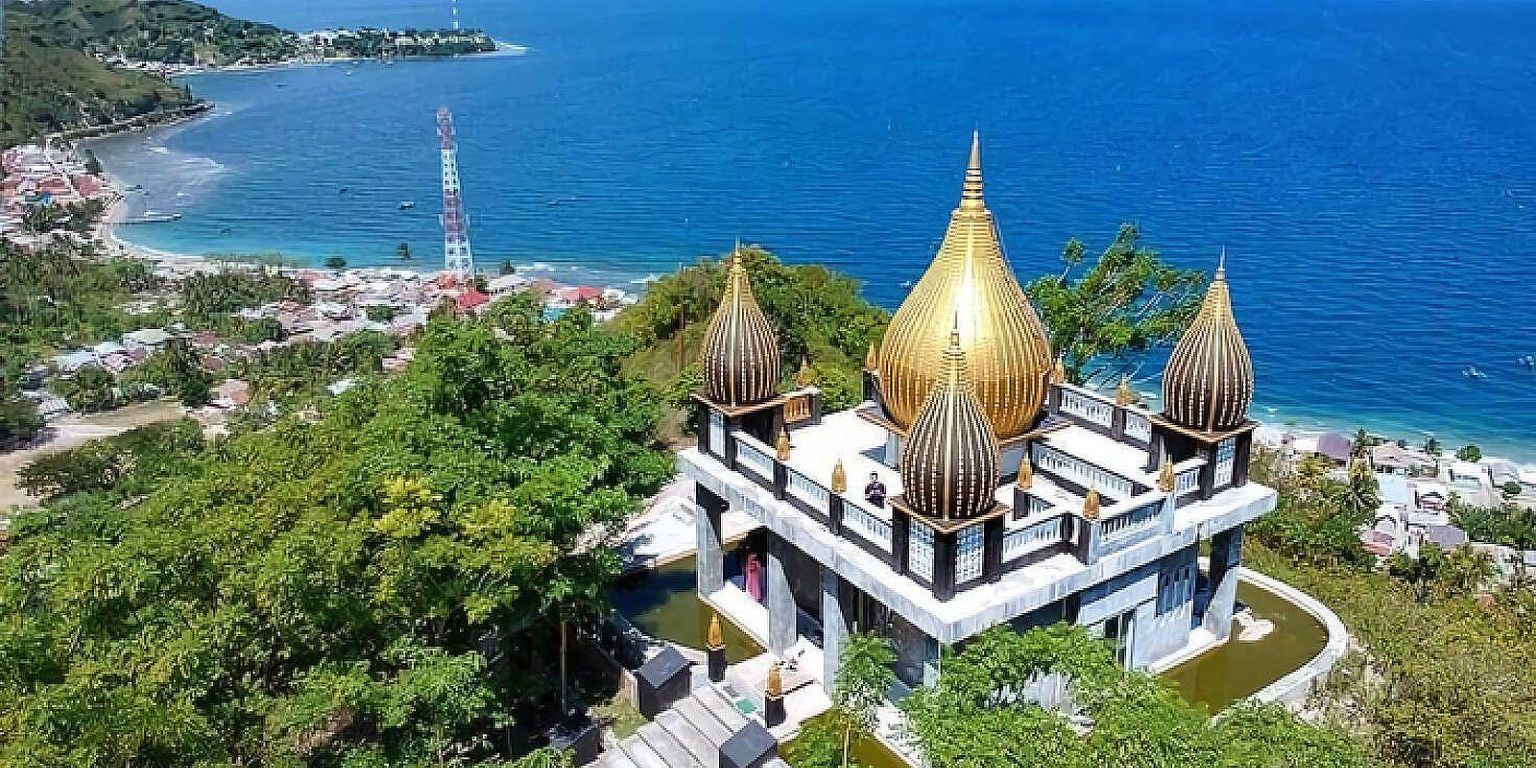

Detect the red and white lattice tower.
[{"left": 437, "top": 106, "right": 475, "bottom": 276}]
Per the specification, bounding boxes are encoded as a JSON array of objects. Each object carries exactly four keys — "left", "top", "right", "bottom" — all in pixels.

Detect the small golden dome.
[
  {"left": 775, "top": 429, "right": 791, "bottom": 461},
  {"left": 1016, "top": 461, "right": 1033, "bottom": 490},
  {"left": 1156, "top": 455, "right": 1175, "bottom": 492},
  {"left": 831, "top": 459, "right": 847, "bottom": 493},
  {"left": 765, "top": 662, "right": 784, "bottom": 698},
  {"left": 701, "top": 252, "right": 781, "bottom": 406},
  {"left": 1115, "top": 375, "right": 1136, "bottom": 407},
  {"left": 877, "top": 131, "right": 1053, "bottom": 440},
  {"left": 899, "top": 330, "right": 1000, "bottom": 520},
  {"left": 1162, "top": 256, "right": 1253, "bottom": 432},
  {"left": 707, "top": 613, "right": 724, "bottom": 650},
  {"left": 1082, "top": 487, "right": 1101, "bottom": 520},
  {"left": 795, "top": 358, "right": 815, "bottom": 388}
]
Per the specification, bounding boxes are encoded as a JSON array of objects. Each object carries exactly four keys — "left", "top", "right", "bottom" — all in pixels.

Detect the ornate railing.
[
  {"left": 1123, "top": 410, "right": 1152, "bottom": 443},
  {"left": 1176, "top": 465, "right": 1201, "bottom": 497},
  {"left": 786, "top": 467, "right": 830, "bottom": 509},
  {"left": 843, "top": 495, "right": 894, "bottom": 553},
  {"left": 734, "top": 432, "right": 775, "bottom": 481},
  {"left": 1058, "top": 385, "right": 1115, "bottom": 428},
  {"left": 1033, "top": 444, "right": 1136, "bottom": 500},
  {"left": 1101, "top": 498, "right": 1163, "bottom": 540},
  {"left": 909, "top": 520, "right": 935, "bottom": 581},
  {"left": 1003, "top": 514, "right": 1066, "bottom": 563},
  {"left": 784, "top": 392, "right": 814, "bottom": 424}
]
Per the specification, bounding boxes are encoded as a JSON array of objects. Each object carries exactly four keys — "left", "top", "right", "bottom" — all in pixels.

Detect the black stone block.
[
  {"left": 720, "top": 720, "right": 778, "bottom": 768},
  {"left": 634, "top": 646, "right": 691, "bottom": 718}
]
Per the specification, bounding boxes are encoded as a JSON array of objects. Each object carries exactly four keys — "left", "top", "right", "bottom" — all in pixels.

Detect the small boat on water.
[
  {"left": 1463, "top": 366, "right": 1487, "bottom": 379},
  {"left": 122, "top": 210, "right": 182, "bottom": 225},
  {"left": 339, "top": 186, "right": 350, "bottom": 194},
  {"left": 398, "top": 201, "right": 416, "bottom": 210}
]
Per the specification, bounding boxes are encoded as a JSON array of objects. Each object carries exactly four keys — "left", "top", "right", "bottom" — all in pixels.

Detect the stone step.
[
  {"left": 594, "top": 747, "right": 640, "bottom": 768},
  {"left": 674, "top": 696, "right": 733, "bottom": 747},
  {"left": 657, "top": 708, "right": 719, "bottom": 768},
  {"left": 621, "top": 736, "right": 673, "bottom": 768},
  {"left": 639, "top": 721, "right": 705, "bottom": 768},
  {"left": 696, "top": 684, "right": 750, "bottom": 731}
]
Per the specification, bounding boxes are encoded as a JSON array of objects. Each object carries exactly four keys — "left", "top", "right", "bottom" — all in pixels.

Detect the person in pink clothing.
[{"left": 745, "top": 552, "right": 764, "bottom": 602}]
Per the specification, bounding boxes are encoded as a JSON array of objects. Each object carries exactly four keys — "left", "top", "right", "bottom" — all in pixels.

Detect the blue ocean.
[{"left": 91, "top": 0, "right": 1536, "bottom": 458}]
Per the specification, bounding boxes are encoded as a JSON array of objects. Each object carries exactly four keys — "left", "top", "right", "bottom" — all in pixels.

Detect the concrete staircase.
[{"left": 595, "top": 683, "right": 789, "bottom": 768}]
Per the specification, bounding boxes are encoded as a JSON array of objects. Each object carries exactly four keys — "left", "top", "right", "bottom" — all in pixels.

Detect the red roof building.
[{"left": 455, "top": 288, "right": 490, "bottom": 313}]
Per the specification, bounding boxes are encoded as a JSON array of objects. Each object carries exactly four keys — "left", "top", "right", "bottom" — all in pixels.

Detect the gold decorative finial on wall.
[
  {"left": 765, "top": 662, "right": 784, "bottom": 698},
  {"left": 865, "top": 341, "right": 879, "bottom": 371},
  {"left": 707, "top": 613, "right": 724, "bottom": 651},
  {"left": 1083, "top": 487, "right": 1101, "bottom": 520},
  {"left": 831, "top": 459, "right": 847, "bottom": 493},
  {"left": 1116, "top": 375, "right": 1136, "bottom": 407},
  {"left": 1050, "top": 355, "right": 1067, "bottom": 386},
  {"left": 1157, "top": 455, "right": 1176, "bottom": 492},
  {"left": 775, "top": 428, "right": 791, "bottom": 462},
  {"left": 1017, "top": 461, "right": 1033, "bottom": 490}
]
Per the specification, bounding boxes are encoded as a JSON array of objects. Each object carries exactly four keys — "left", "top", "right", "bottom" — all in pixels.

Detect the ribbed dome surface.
[
  {"left": 1162, "top": 262, "right": 1254, "bottom": 432},
  {"left": 702, "top": 254, "right": 781, "bottom": 406},
  {"left": 899, "top": 331, "right": 1001, "bottom": 521},
  {"left": 877, "top": 132, "right": 1052, "bottom": 439}
]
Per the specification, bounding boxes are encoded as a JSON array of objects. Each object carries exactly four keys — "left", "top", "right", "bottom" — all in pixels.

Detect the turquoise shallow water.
[{"left": 92, "top": 0, "right": 1536, "bottom": 458}]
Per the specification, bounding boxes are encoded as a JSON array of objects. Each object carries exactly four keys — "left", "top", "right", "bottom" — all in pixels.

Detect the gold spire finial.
[
  {"left": 1050, "top": 355, "right": 1067, "bottom": 386},
  {"left": 795, "top": 358, "right": 815, "bottom": 389},
  {"left": 775, "top": 428, "right": 791, "bottom": 462},
  {"left": 1162, "top": 255, "right": 1253, "bottom": 432},
  {"left": 701, "top": 245, "right": 781, "bottom": 407},
  {"left": 865, "top": 341, "right": 879, "bottom": 371},
  {"left": 899, "top": 333, "right": 1001, "bottom": 521},
  {"left": 960, "top": 129, "right": 984, "bottom": 210},
  {"left": 765, "top": 661, "right": 784, "bottom": 698},
  {"left": 1083, "top": 487, "right": 1101, "bottom": 520},
  {"left": 707, "top": 613, "right": 724, "bottom": 650},
  {"left": 1017, "top": 461, "right": 1033, "bottom": 490},
  {"left": 1115, "top": 375, "right": 1135, "bottom": 407},
  {"left": 1157, "top": 455, "right": 1176, "bottom": 492},
  {"left": 876, "top": 132, "right": 1052, "bottom": 439},
  {"left": 831, "top": 459, "right": 847, "bottom": 493}
]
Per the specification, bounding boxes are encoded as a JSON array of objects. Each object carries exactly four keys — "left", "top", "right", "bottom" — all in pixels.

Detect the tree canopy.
[{"left": 0, "top": 296, "right": 673, "bottom": 767}]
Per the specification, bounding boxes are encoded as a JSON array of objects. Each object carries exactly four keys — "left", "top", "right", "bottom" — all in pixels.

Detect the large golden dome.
[
  {"left": 899, "top": 331, "right": 1000, "bottom": 521},
  {"left": 701, "top": 252, "right": 781, "bottom": 406},
  {"left": 877, "top": 132, "right": 1052, "bottom": 439},
  {"left": 1162, "top": 258, "right": 1253, "bottom": 432}
]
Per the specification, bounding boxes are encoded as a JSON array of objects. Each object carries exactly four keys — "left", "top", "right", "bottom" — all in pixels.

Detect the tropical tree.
[
  {"left": 831, "top": 633, "right": 896, "bottom": 768},
  {"left": 1456, "top": 444, "right": 1482, "bottom": 462},
  {"left": 1024, "top": 223, "right": 1207, "bottom": 386},
  {"left": 323, "top": 255, "right": 347, "bottom": 270},
  {"left": 396, "top": 241, "right": 414, "bottom": 261}
]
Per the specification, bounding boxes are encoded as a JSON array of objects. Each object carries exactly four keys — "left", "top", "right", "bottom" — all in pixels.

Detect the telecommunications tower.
[{"left": 437, "top": 106, "right": 475, "bottom": 276}]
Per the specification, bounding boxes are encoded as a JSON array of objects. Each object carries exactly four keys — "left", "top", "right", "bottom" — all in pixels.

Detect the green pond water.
[
  {"left": 1164, "top": 581, "right": 1328, "bottom": 712},
  {"left": 609, "top": 555, "right": 763, "bottom": 664}
]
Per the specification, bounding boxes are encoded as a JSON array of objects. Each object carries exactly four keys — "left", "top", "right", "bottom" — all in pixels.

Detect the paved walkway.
[{"left": 595, "top": 682, "right": 789, "bottom": 768}]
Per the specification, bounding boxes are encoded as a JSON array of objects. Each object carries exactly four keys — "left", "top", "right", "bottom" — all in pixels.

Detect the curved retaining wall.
[{"left": 1238, "top": 566, "right": 1349, "bottom": 707}]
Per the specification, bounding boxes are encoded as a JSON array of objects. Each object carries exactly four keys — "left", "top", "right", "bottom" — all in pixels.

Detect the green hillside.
[{"left": 14, "top": 0, "right": 296, "bottom": 66}]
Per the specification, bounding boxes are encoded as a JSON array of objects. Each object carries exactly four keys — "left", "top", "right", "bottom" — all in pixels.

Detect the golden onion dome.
[
  {"left": 877, "top": 131, "right": 1053, "bottom": 439},
  {"left": 701, "top": 252, "right": 781, "bottom": 406},
  {"left": 1162, "top": 256, "right": 1254, "bottom": 432},
  {"left": 899, "top": 330, "right": 1000, "bottom": 521}
]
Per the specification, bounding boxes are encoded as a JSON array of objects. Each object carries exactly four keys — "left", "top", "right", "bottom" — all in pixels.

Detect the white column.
[
  {"left": 821, "top": 567, "right": 848, "bottom": 688},
  {"left": 1204, "top": 525, "right": 1244, "bottom": 641},
  {"left": 767, "top": 534, "right": 796, "bottom": 655},
  {"left": 696, "top": 484, "right": 726, "bottom": 595}
]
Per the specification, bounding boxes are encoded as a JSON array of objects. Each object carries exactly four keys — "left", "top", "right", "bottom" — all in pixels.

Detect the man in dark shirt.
[{"left": 864, "top": 472, "right": 887, "bottom": 508}]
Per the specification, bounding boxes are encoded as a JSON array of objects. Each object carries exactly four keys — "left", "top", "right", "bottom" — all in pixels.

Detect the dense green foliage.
[
  {"left": 615, "top": 246, "right": 888, "bottom": 424},
  {"left": 1247, "top": 449, "right": 1381, "bottom": 568},
  {"left": 320, "top": 28, "right": 498, "bottom": 58},
  {"left": 1025, "top": 223, "right": 1207, "bottom": 387},
  {"left": 1452, "top": 499, "right": 1536, "bottom": 550},
  {"left": 17, "top": 417, "right": 205, "bottom": 499},
  {"left": 897, "top": 624, "right": 1377, "bottom": 768},
  {"left": 1, "top": 2, "right": 197, "bottom": 144},
  {"left": 0, "top": 241, "right": 159, "bottom": 365},
  {"left": 15, "top": 0, "right": 295, "bottom": 66},
  {"left": 180, "top": 269, "right": 311, "bottom": 321},
  {"left": 0, "top": 298, "right": 673, "bottom": 767},
  {"left": 785, "top": 633, "right": 898, "bottom": 768}
]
